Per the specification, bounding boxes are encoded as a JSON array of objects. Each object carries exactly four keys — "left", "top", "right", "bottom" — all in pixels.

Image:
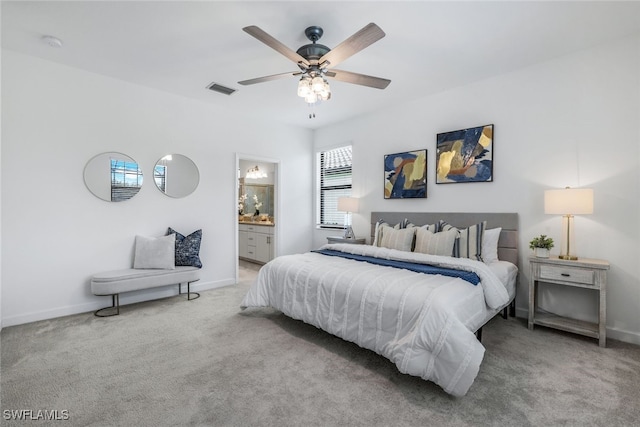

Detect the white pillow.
[
  {"left": 133, "top": 234, "right": 176, "bottom": 269},
  {"left": 379, "top": 226, "right": 415, "bottom": 252},
  {"left": 414, "top": 228, "right": 457, "bottom": 256},
  {"left": 482, "top": 227, "right": 502, "bottom": 264}
]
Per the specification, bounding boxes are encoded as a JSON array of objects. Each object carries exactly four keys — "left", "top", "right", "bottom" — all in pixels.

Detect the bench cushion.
[{"left": 91, "top": 266, "right": 200, "bottom": 295}]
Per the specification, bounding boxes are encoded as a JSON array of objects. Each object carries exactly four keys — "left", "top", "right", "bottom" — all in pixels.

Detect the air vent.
[{"left": 206, "top": 82, "right": 237, "bottom": 96}]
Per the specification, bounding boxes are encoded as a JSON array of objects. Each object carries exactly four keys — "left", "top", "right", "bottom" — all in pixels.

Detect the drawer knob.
[{"left": 561, "top": 273, "right": 570, "bottom": 277}]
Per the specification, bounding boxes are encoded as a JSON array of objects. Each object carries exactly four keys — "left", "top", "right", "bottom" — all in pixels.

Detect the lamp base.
[
  {"left": 343, "top": 225, "right": 355, "bottom": 239},
  {"left": 558, "top": 254, "right": 578, "bottom": 260}
]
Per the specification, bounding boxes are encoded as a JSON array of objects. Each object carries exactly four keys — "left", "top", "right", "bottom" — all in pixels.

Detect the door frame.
[{"left": 235, "top": 153, "right": 281, "bottom": 283}]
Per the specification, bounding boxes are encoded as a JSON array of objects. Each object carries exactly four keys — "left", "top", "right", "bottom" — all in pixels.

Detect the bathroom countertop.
[{"left": 238, "top": 220, "right": 275, "bottom": 226}]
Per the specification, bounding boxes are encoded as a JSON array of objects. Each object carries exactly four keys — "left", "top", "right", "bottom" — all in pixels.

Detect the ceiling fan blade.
[
  {"left": 243, "top": 26, "right": 310, "bottom": 67},
  {"left": 238, "top": 71, "right": 301, "bottom": 86},
  {"left": 326, "top": 69, "right": 391, "bottom": 89},
  {"left": 319, "top": 23, "right": 385, "bottom": 68}
]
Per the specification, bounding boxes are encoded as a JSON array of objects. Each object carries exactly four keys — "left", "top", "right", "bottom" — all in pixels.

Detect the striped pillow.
[
  {"left": 414, "top": 228, "right": 458, "bottom": 256},
  {"left": 418, "top": 223, "right": 438, "bottom": 233},
  {"left": 394, "top": 218, "right": 412, "bottom": 229},
  {"left": 379, "top": 225, "right": 416, "bottom": 252},
  {"left": 439, "top": 220, "right": 487, "bottom": 261},
  {"left": 373, "top": 218, "right": 419, "bottom": 247}
]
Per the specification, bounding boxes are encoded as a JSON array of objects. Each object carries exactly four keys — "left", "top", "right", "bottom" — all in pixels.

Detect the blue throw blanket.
[{"left": 313, "top": 249, "right": 480, "bottom": 286}]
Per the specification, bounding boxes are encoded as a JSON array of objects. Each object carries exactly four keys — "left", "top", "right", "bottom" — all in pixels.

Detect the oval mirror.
[
  {"left": 153, "top": 154, "right": 199, "bottom": 198},
  {"left": 83, "top": 152, "right": 143, "bottom": 202}
]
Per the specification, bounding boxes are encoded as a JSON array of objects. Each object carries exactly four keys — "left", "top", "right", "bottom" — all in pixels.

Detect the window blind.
[{"left": 319, "top": 145, "right": 352, "bottom": 228}]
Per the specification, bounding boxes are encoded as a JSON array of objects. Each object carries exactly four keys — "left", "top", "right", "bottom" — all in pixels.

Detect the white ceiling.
[{"left": 3, "top": 1, "right": 640, "bottom": 130}]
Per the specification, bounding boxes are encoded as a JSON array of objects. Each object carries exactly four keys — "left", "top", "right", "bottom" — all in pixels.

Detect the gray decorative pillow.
[
  {"left": 167, "top": 228, "right": 202, "bottom": 268},
  {"left": 133, "top": 234, "right": 176, "bottom": 269}
]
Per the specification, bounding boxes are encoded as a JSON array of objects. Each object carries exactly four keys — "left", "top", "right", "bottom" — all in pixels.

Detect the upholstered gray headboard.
[{"left": 370, "top": 212, "right": 519, "bottom": 266}]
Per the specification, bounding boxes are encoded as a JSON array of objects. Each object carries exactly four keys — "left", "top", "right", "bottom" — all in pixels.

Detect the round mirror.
[
  {"left": 154, "top": 154, "right": 199, "bottom": 198},
  {"left": 83, "top": 152, "right": 143, "bottom": 202}
]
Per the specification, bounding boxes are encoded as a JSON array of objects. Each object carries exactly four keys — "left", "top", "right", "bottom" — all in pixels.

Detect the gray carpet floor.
[{"left": 2, "top": 262, "right": 639, "bottom": 426}]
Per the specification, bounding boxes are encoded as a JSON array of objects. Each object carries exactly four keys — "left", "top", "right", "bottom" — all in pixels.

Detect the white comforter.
[{"left": 240, "top": 244, "right": 510, "bottom": 396}]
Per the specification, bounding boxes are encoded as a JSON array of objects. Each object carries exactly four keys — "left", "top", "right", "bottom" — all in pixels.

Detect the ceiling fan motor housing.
[
  {"left": 296, "top": 26, "right": 330, "bottom": 63},
  {"left": 296, "top": 43, "right": 330, "bottom": 62}
]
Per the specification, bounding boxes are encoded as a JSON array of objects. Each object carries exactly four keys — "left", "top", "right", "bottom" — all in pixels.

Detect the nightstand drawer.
[{"left": 539, "top": 264, "right": 595, "bottom": 285}]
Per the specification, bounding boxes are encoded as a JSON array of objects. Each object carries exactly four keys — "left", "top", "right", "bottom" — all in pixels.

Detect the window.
[{"left": 318, "top": 145, "right": 352, "bottom": 228}]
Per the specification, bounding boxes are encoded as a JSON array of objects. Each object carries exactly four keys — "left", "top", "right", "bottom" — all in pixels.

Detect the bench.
[{"left": 91, "top": 266, "right": 201, "bottom": 317}]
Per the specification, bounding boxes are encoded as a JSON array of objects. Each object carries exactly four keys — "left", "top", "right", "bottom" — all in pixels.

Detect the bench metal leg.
[
  {"left": 95, "top": 280, "right": 199, "bottom": 318},
  {"left": 179, "top": 279, "right": 200, "bottom": 301},
  {"left": 94, "top": 294, "right": 120, "bottom": 317}
]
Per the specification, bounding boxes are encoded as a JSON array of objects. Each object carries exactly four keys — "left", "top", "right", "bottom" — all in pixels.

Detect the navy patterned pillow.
[{"left": 167, "top": 228, "right": 202, "bottom": 268}]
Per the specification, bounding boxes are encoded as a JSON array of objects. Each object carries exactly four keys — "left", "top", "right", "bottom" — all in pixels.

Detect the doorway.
[{"left": 235, "top": 154, "right": 280, "bottom": 283}]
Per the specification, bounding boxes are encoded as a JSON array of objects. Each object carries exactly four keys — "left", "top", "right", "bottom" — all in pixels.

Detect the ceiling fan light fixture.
[
  {"left": 321, "top": 81, "right": 331, "bottom": 97},
  {"left": 298, "top": 75, "right": 330, "bottom": 104},
  {"left": 304, "top": 92, "right": 318, "bottom": 104},
  {"left": 311, "top": 76, "right": 325, "bottom": 92},
  {"left": 297, "top": 77, "right": 311, "bottom": 97}
]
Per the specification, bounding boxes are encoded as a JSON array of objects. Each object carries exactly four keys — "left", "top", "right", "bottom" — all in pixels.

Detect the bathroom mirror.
[
  {"left": 240, "top": 184, "right": 274, "bottom": 218},
  {"left": 83, "top": 152, "right": 143, "bottom": 202},
  {"left": 153, "top": 154, "right": 199, "bottom": 198}
]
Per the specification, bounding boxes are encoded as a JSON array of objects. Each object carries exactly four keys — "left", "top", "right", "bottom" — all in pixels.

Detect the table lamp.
[
  {"left": 544, "top": 187, "right": 593, "bottom": 260},
  {"left": 337, "top": 197, "right": 358, "bottom": 239}
]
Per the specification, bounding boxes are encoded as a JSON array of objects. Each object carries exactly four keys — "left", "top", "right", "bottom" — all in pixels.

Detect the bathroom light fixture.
[
  {"left": 246, "top": 165, "right": 267, "bottom": 179},
  {"left": 544, "top": 187, "right": 594, "bottom": 260}
]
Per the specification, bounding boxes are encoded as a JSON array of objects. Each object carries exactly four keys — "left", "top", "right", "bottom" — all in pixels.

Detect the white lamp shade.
[
  {"left": 337, "top": 197, "right": 359, "bottom": 213},
  {"left": 544, "top": 188, "right": 594, "bottom": 215}
]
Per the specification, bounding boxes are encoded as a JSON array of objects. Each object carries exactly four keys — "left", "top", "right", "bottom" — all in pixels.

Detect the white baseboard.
[
  {"left": 514, "top": 307, "right": 640, "bottom": 346},
  {"left": 1, "top": 278, "right": 236, "bottom": 328},
  {"left": 606, "top": 326, "right": 640, "bottom": 346}
]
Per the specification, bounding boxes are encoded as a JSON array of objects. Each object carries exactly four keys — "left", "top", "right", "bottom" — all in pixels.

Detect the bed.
[{"left": 240, "top": 212, "right": 519, "bottom": 396}]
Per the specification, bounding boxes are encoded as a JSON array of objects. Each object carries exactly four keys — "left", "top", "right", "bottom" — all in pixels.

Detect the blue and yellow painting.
[
  {"left": 436, "top": 124, "right": 493, "bottom": 184},
  {"left": 384, "top": 149, "right": 427, "bottom": 199}
]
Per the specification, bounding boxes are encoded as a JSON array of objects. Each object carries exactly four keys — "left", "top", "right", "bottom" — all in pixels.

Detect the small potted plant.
[{"left": 529, "top": 234, "right": 554, "bottom": 258}]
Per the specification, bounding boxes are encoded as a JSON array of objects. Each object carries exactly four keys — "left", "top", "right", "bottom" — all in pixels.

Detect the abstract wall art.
[
  {"left": 384, "top": 149, "right": 427, "bottom": 199},
  {"left": 436, "top": 124, "right": 493, "bottom": 184}
]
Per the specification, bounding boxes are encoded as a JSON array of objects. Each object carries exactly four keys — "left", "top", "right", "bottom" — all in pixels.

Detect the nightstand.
[
  {"left": 327, "top": 236, "right": 366, "bottom": 245},
  {"left": 529, "top": 256, "right": 610, "bottom": 347}
]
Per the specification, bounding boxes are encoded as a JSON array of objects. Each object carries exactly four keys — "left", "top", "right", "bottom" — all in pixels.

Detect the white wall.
[
  {"left": 1, "top": 50, "right": 313, "bottom": 326},
  {"left": 313, "top": 35, "right": 640, "bottom": 345}
]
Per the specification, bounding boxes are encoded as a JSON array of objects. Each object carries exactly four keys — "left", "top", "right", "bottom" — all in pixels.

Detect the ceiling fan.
[{"left": 238, "top": 23, "right": 391, "bottom": 105}]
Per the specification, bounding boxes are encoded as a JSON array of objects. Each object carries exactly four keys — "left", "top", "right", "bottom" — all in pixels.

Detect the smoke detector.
[{"left": 41, "top": 35, "right": 63, "bottom": 48}]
